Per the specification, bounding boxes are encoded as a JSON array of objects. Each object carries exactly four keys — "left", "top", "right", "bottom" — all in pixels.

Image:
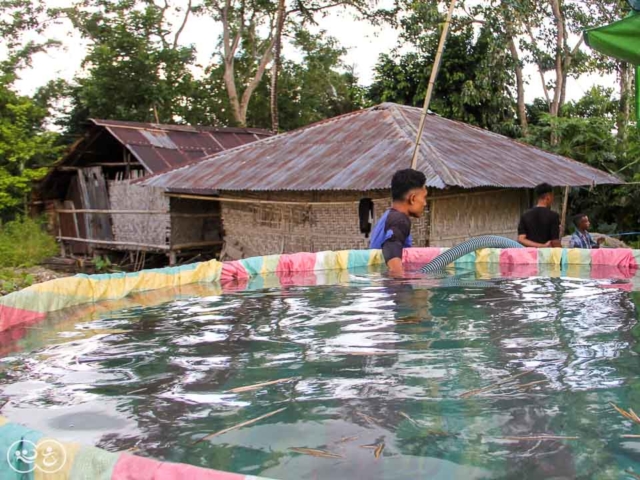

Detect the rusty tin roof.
[
  {"left": 139, "top": 103, "right": 622, "bottom": 193},
  {"left": 90, "top": 119, "right": 272, "bottom": 173}
]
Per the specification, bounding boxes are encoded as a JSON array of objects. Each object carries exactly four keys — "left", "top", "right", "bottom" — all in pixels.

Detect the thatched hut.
[
  {"left": 36, "top": 119, "right": 270, "bottom": 263},
  {"left": 138, "top": 103, "right": 621, "bottom": 258}
]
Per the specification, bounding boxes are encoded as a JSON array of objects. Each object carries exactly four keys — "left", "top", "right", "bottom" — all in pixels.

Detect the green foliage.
[
  {"left": 0, "top": 269, "right": 34, "bottom": 295},
  {"left": 367, "top": 26, "right": 517, "bottom": 134},
  {"left": 0, "top": 80, "right": 62, "bottom": 220},
  {"left": 94, "top": 255, "right": 113, "bottom": 273},
  {"left": 59, "top": 0, "right": 203, "bottom": 132},
  {"left": 525, "top": 87, "right": 640, "bottom": 235},
  {"left": 243, "top": 29, "right": 370, "bottom": 131},
  {"left": 0, "top": 217, "right": 57, "bottom": 268}
]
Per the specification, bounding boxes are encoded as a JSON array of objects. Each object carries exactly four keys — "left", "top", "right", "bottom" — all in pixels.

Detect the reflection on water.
[{"left": 2, "top": 271, "right": 640, "bottom": 479}]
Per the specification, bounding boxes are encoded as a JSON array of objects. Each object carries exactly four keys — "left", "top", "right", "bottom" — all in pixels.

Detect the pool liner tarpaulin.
[
  {"left": 0, "top": 416, "right": 272, "bottom": 480},
  {"left": 1, "top": 246, "right": 640, "bottom": 479}
]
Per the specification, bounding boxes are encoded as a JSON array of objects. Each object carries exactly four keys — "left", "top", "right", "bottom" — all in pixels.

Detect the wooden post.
[
  {"left": 410, "top": 0, "right": 457, "bottom": 170},
  {"left": 560, "top": 186, "right": 570, "bottom": 238},
  {"left": 56, "top": 210, "right": 66, "bottom": 258}
]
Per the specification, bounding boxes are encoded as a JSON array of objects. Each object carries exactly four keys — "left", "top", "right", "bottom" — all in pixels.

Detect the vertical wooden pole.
[
  {"left": 56, "top": 210, "right": 66, "bottom": 258},
  {"left": 411, "top": 0, "right": 457, "bottom": 169},
  {"left": 559, "top": 186, "right": 570, "bottom": 238}
]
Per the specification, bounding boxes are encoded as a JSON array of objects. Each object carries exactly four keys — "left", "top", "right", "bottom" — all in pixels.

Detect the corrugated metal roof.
[
  {"left": 138, "top": 103, "right": 622, "bottom": 192},
  {"left": 90, "top": 119, "right": 272, "bottom": 174}
]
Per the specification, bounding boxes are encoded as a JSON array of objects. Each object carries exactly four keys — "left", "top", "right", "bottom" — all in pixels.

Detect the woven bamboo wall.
[
  {"left": 109, "top": 181, "right": 170, "bottom": 246},
  {"left": 429, "top": 188, "right": 529, "bottom": 247},
  {"left": 220, "top": 190, "right": 430, "bottom": 257}
]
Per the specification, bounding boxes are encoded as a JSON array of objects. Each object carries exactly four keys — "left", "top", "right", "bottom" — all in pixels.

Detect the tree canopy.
[{"left": 0, "top": 0, "right": 637, "bottom": 234}]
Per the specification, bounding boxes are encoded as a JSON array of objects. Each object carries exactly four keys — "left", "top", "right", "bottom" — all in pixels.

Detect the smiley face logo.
[
  {"left": 6, "top": 438, "right": 67, "bottom": 474},
  {"left": 7, "top": 440, "right": 38, "bottom": 474},
  {"left": 37, "top": 439, "right": 67, "bottom": 474}
]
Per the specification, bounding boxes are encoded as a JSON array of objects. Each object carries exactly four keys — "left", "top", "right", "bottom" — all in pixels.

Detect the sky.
[{"left": 12, "top": 1, "right": 616, "bottom": 106}]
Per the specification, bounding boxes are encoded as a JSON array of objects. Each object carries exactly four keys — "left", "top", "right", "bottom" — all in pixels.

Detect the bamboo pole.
[
  {"left": 166, "top": 193, "right": 364, "bottom": 206},
  {"left": 171, "top": 240, "right": 223, "bottom": 250},
  {"left": 57, "top": 236, "right": 170, "bottom": 250},
  {"left": 57, "top": 209, "right": 170, "bottom": 214},
  {"left": 57, "top": 209, "right": 220, "bottom": 218},
  {"left": 559, "top": 186, "right": 570, "bottom": 237},
  {"left": 410, "top": 0, "right": 457, "bottom": 170}
]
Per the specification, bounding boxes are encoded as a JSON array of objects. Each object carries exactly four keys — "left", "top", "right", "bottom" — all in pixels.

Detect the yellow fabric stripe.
[
  {"left": 260, "top": 255, "right": 281, "bottom": 275},
  {"left": 566, "top": 248, "right": 591, "bottom": 265},
  {"left": 335, "top": 251, "right": 350, "bottom": 270},
  {"left": 34, "top": 438, "right": 82, "bottom": 480},
  {"left": 368, "top": 250, "right": 384, "bottom": 266}
]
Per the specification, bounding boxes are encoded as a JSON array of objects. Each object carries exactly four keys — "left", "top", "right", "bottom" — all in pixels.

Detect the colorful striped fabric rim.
[
  {"left": 0, "top": 416, "right": 275, "bottom": 480},
  {"left": 2, "top": 247, "right": 640, "bottom": 334}
]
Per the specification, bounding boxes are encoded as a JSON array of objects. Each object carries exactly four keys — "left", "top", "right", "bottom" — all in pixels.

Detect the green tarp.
[
  {"left": 584, "top": 12, "right": 640, "bottom": 65},
  {"left": 584, "top": 10, "right": 640, "bottom": 127}
]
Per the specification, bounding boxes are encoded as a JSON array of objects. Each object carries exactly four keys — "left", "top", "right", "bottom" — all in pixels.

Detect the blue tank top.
[{"left": 369, "top": 209, "right": 413, "bottom": 249}]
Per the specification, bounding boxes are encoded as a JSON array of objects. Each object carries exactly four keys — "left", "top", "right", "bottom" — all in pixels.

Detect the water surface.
[{"left": 2, "top": 269, "right": 640, "bottom": 479}]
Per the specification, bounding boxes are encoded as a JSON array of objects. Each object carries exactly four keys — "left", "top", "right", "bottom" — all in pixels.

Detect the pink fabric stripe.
[
  {"left": 599, "top": 283, "right": 633, "bottom": 292},
  {"left": 591, "top": 264, "right": 637, "bottom": 280},
  {"left": 0, "top": 325, "right": 29, "bottom": 357},
  {"left": 220, "top": 261, "right": 250, "bottom": 282},
  {"left": 500, "top": 263, "right": 539, "bottom": 278},
  {"left": 277, "top": 270, "right": 318, "bottom": 287},
  {"left": 112, "top": 454, "right": 246, "bottom": 480},
  {"left": 402, "top": 248, "right": 442, "bottom": 265},
  {"left": 276, "top": 253, "right": 317, "bottom": 273},
  {"left": 499, "top": 248, "right": 538, "bottom": 265},
  {"left": 0, "top": 305, "right": 46, "bottom": 332},
  {"left": 220, "top": 277, "right": 249, "bottom": 293},
  {"left": 591, "top": 248, "right": 637, "bottom": 267},
  {"left": 276, "top": 253, "right": 318, "bottom": 287}
]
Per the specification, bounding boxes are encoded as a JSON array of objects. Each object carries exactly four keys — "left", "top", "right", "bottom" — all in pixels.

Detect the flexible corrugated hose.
[{"left": 420, "top": 235, "right": 523, "bottom": 273}]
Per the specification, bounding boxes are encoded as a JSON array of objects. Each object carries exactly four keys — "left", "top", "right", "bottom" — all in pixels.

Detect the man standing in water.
[
  {"left": 370, "top": 169, "right": 427, "bottom": 276},
  {"left": 517, "top": 183, "right": 562, "bottom": 248}
]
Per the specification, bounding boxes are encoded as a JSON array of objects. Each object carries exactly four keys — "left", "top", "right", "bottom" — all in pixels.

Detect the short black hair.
[
  {"left": 573, "top": 213, "right": 586, "bottom": 228},
  {"left": 391, "top": 169, "right": 426, "bottom": 201},
  {"left": 534, "top": 183, "right": 553, "bottom": 199}
]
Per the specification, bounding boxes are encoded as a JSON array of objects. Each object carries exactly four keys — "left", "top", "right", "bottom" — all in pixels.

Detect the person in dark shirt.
[
  {"left": 370, "top": 169, "right": 427, "bottom": 276},
  {"left": 517, "top": 183, "right": 561, "bottom": 248}
]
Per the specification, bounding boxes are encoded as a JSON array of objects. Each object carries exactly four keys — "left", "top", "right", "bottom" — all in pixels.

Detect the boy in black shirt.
[
  {"left": 370, "top": 169, "right": 427, "bottom": 275},
  {"left": 517, "top": 183, "right": 561, "bottom": 248}
]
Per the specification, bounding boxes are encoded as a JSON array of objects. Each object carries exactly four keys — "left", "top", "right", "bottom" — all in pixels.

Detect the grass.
[
  {"left": 0, "top": 268, "right": 35, "bottom": 295},
  {"left": 0, "top": 217, "right": 57, "bottom": 268},
  {"left": 0, "top": 217, "right": 57, "bottom": 294}
]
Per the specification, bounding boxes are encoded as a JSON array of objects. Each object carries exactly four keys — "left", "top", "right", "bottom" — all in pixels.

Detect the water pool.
[{"left": 2, "top": 268, "right": 640, "bottom": 479}]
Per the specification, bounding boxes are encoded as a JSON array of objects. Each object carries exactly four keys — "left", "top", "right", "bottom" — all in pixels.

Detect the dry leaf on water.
[
  {"left": 459, "top": 370, "right": 534, "bottom": 398},
  {"left": 227, "top": 377, "right": 296, "bottom": 393},
  {"left": 194, "top": 407, "right": 286, "bottom": 444},
  {"left": 611, "top": 403, "right": 640, "bottom": 425},
  {"left": 374, "top": 442, "right": 385, "bottom": 459},
  {"left": 289, "top": 447, "right": 344, "bottom": 459}
]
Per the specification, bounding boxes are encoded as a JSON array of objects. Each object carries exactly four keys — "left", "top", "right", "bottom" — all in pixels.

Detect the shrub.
[{"left": 0, "top": 217, "right": 57, "bottom": 268}]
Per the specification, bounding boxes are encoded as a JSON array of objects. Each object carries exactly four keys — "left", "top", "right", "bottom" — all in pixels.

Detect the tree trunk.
[
  {"left": 617, "top": 61, "right": 631, "bottom": 147},
  {"left": 223, "top": 61, "right": 244, "bottom": 126},
  {"left": 220, "top": 0, "right": 245, "bottom": 126},
  {"left": 270, "top": 0, "right": 286, "bottom": 133},
  {"left": 507, "top": 37, "right": 528, "bottom": 135},
  {"left": 549, "top": 0, "right": 564, "bottom": 119}
]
